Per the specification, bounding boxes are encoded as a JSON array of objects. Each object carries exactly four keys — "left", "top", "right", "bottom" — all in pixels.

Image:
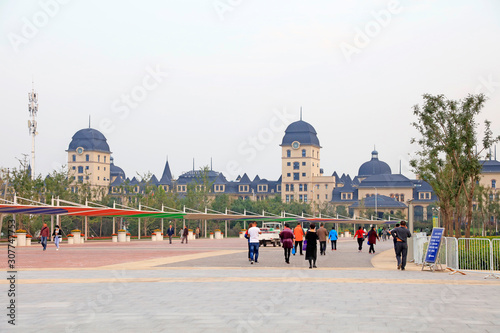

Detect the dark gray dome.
[
  {"left": 358, "top": 150, "right": 391, "bottom": 177},
  {"left": 110, "top": 157, "right": 125, "bottom": 178},
  {"left": 68, "top": 128, "right": 110, "bottom": 153},
  {"left": 281, "top": 120, "right": 320, "bottom": 147}
]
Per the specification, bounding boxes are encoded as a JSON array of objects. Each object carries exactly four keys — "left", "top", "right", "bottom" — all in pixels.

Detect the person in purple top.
[{"left": 279, "top": 223, "right": 294, "bottom": 264}]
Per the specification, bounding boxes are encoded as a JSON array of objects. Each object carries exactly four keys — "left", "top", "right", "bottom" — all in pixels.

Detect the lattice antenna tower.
[{"left": 28, "top": 81, "right": 38, "bottom": 180}]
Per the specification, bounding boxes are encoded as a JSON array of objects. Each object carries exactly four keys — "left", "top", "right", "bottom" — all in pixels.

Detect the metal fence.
[{"left": 417, "top": 237, "right": 498, "bottom": 277}]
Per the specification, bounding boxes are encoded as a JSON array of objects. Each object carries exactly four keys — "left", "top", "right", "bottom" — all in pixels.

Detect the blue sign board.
[{"left": 424, "top": 227, "right": 445, "bottom": 264}]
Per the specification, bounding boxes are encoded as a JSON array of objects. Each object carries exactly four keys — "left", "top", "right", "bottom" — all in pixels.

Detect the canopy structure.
[{"left": 0, "top": 202, "right": 394, "bottom": 224}]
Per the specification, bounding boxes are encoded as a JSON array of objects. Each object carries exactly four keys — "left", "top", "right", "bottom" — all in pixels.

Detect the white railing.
[{"left": 417, "top": 236, "right": 498, "bottom": 278}]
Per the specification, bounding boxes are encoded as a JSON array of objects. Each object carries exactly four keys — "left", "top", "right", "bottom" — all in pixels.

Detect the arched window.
[
  {"left": 395, "top": 194, "right": 400, "bottom": 201},
  {"left": 302, "top": 149, "right": 306, "bottom": 157},
  {"left": 400, "top": 194, "right": 405, "bottom": 202}
]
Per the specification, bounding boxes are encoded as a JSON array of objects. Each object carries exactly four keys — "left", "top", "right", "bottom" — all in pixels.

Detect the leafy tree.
[{"left": 411, "top": 94, "right": 499, "bottom": 237}]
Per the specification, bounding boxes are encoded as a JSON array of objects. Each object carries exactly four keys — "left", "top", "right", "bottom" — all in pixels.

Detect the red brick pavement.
[{"left": 1, "top": 238, "right": 247, "bottom": 270}]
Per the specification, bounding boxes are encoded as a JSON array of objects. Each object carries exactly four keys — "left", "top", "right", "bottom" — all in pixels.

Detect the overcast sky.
[{"left": 1, "top": 0, "right": 499, "bottom": 182}]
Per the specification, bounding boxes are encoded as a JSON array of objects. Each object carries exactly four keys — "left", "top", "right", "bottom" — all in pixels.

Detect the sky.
[{"left": 1, "top": 0, "right": 500, "bottom": 182}]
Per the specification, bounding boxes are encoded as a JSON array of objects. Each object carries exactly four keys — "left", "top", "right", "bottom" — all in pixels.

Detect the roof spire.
[
  {"left": 211, "top": 157, "right": 213, "bottom": 171},
  {"left": 300, "top": 106, "right": 302, "bottom": 120},
  {"left": 193, "top": 158, "right": 195, "bottom": 171},
  {"left": 89, "top": 115, "right": 91, "bottom": 128}
]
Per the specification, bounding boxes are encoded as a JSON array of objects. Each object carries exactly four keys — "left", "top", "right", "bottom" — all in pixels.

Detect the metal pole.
[
  {"left": 225, "top": 220, "right": 227, "bottom": 238},
  {"left": 50, "top": 196, "right": 54, "bottom": 237},
  {"left": 138, "top": 203, "right": 141, "bottom": 240},
  {"left": 112, "top": 201, "right": 116, "bottom": 234},
  {"left": 85, "top": 216, "right": 88, "bottom": 241},
  {"left": 408, "top": 200, "right": 415, "bottom": 262},
  {"left": 204, "top": 220, "right": 207, "bottom": 238}
]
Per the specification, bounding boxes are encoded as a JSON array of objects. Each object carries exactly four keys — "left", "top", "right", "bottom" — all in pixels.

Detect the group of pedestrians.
[{"left": 39, "top": 223, "right": 63, "bottom": 251}]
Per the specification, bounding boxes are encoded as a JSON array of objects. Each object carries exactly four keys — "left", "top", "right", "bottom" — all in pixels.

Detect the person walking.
[
  {"left": 305, "top": 223, "right": 319, "bottom": 268},
  {"left": 391, "top": 221, "right": 412, "bottom": 270},
  {"left": 166, "top": 224, "right": 175, "bottom": 244},
  {"left": 317, "top": 223, "right": 328, "bottom": 255},
  {"left": 328, "top": 226, "right": 338, "bottom": 251},
  {"left": 40, "top": 223, "right": 49, "bottom": 251},
  {"left": 195, "top": 227, "right": 201, "bottom": 239},
  {"left": 391, "top": 223, "right": 400, "bottom": 255},
  {"left": 293, "top": 223, "right": 305, "bottom": 256},
  {"left": 245, "top": 227, "right": 251, "bottom": 261},
  {"left": 52, "top": 224, "right": 63, "bottom": 251},
  {"left": 367, "top": 226, "right": 380, "bottom": 254},
  {"left": 248, "top": 222, "right": 260, "bottom": 264},
  {"left": 353, "top": 226, "right": 366, "bottom": 253},
  {"left": 279, "top": 223, "right": 294, "bottom": 264},
  {"left": 181, "top": 226, "right": 189, "bottom": 244}
]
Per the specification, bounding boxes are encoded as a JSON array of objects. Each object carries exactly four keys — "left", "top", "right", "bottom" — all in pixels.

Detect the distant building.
[{"left": 65, "top": 122, "right": 498, "bottom": 222}]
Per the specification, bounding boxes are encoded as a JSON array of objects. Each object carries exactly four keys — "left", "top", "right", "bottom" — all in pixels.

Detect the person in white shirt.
[{"left": 247, "top": 222, "right": 261, "bottom": 264}]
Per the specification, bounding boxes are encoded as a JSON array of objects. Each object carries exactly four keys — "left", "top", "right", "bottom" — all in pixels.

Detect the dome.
[
  {"left": 358, "top": 150, "right": 391, "bottom": 177},
  {"left": 110, "top": 157, "right": 125, "bottom": 178},
  {"left": 281, "top": 120, "right": 320, "bottom": 147},
  {"left": 67, "top": 128, "right": 110, "bottom": 153}
]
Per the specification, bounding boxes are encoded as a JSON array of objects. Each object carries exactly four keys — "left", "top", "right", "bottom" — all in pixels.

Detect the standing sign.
[{"left": 422, "top": 227, "right": 445, "bottom": 271}]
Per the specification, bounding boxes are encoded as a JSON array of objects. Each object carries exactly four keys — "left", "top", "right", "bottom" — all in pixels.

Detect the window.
[
  {"left": 302, "top": 149, "right": 306, "bottom": 157},
  {"left": 85, "top": 154, "right": 89, "bottom": 162},
  {"left": 239, "top": 185, "right": 249, "bottom": 192},
  {"left": 72, "top": 155, "right": 76, "bottom": 162},
  {"left": 325, "top": 184, "right": 328, "bottom": 189},
  {"left": 304, "top": 195, "right": 308, "bottom": 203},
  {"left": 98, "top": 155, "right": 100, "bottom": 162},
  {"left": 98, "top": 166, "right": 100, "bottom": 170},
  {"left": 293, "top": 162, "right": 299, "bottom": 170},
  {"left": 299, "top": 184, "right": 303, "bottom": 191},
  {"left": 325, "top": 194, "right": 328, "bottom": 199},
  {"left": 78, "top": 166, "right": 83, "bottom": 173},
  {"left": 72, "top": 166, "right": 76, "bottom": 170},
  {"left": 395, "top": 194, "right": 400, "bottom": 201},
  {"left": 287, "top": 150, "right": 291, "bottom": 157},
  {"left": 286, "top": 184, "right": 290, "bottom": 191},
  {"left": 104, "top": 167, "right": 106, "bottom": 171},
  {"left": 400, "top": 194, "right": 405, "bottom": 202},
  {"left": 290, "top": 184, "right": 294, "bottom": 191},
  {"left": 317, "top": 194, "right": 320, "bottom": 199},
  {"left": 286, "top": 195, "right": 290, "bottom": 203},
  {"left": 299, "top": 194, "right": 303, "bottom": 202},
  {"left": 290, "top": 195, "right": 294, "bottom": 201},
  {"left": 287, "top": 162, "right": 291, "bottom": 166},
  {"left": 86, "top": 176, "right": 90, "bottom": 180},
  {"left": 293, "top": 173, "right": 300, "bottom": 181},
  {"left": 104, "top": 156, "right": 106, "bottom": 163},
  {"left": 258, "top": 185, "right": 268, "bottom": 192},
  {"left": 287, "top": 173, "right": 291, "bottom": 177},
  {"left": 78, "top": 176, "right": 83, "bottom": 182},
  {"left": 277, "top": 185, "right": 281, "bottom": 192},
  {"left": 492, "top": 180, "right": 496, "bottom": 189},
  {"left": 85, "top": 166, "right": 89, "bottom": 170},
  {"left": 302, "top": 173, "right": 306, "bottom": 177},
  {"left": 302, "top": 162, "right": 306, "bottom": 166}
]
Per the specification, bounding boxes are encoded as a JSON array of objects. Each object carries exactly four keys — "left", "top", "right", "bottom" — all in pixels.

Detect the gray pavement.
[{"left": 2, "top": 238, "right": 500, "bottom": 333}]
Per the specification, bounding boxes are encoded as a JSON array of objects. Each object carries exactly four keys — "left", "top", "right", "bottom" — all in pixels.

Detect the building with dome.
[
  {"left": 331, "top": 150, "right": 437, "bottom": 221},
  {"left": 67, "top": 127, "right": 112, "bottom": 197},
  {"left": 280, "top": 119, "right": 335, "bottom": 205}
]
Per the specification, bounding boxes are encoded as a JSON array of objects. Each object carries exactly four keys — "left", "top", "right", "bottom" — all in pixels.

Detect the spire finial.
[
  {"left": 89, "top": 115, "right": 91, "bottom": 128},
  {"left": 193, "top": 158, "right": 195, "bottom": 171},
  {"left": 300, "top": 106, "right": 302, "bottom": 121},
  {"left": 211, "top": 157, "right": 213, "bottom": 171}
]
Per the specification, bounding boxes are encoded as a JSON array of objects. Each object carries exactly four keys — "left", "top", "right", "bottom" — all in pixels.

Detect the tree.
[{"left": 410, "top": 94, "right": 499, "bottom": 237}]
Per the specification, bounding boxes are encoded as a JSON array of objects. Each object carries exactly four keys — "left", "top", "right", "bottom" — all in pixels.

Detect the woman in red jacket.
[
  {"left": 353, "top": 226, "right": 366, "bottom": 253},
  {"left": 367, "top": 226, "right": 380, "bottom": 254},
  {"left": 279, "top": 223, "right": 294, "bottom": 264}
]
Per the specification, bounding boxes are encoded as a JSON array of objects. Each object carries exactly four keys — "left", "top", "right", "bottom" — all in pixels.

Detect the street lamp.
[{"left": 372, "top": 187, "right": 378, "bottom": 219}]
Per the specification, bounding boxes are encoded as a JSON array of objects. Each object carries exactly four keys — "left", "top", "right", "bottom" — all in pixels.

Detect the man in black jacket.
[
  {"left": 166, "top": 225, "right": 175, "bottom": 244},
  {"left": 391, "top": 221, "right": 412, "bottom": 270}
]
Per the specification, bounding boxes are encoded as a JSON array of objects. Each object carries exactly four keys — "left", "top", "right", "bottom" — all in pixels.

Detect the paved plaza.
[{"left": 1, "top": 237, "right": 500, "bottom": 332}]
